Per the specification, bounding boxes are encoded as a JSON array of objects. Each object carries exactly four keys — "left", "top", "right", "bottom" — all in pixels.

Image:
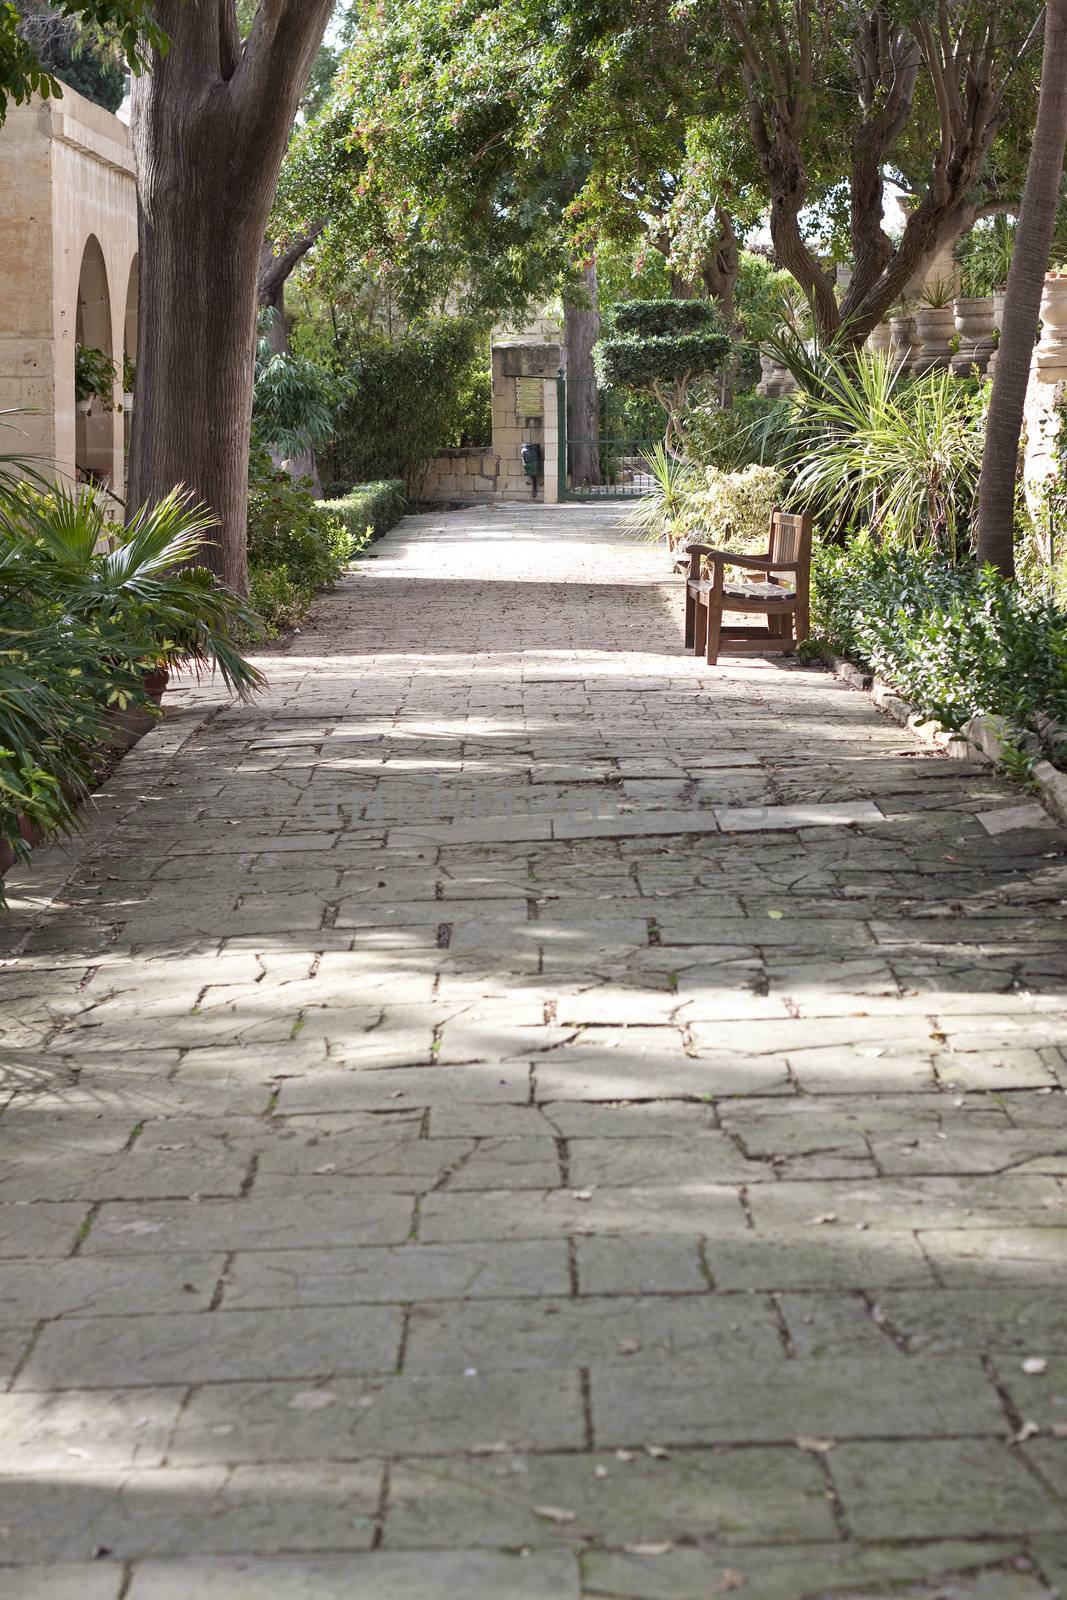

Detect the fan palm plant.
[
  {"left": 626, "top": 443, "right": 696, "bottom": 545},
  {"left": 0, "top": 466, "right": 266, "bottom": 904},
  {"left": 4, "top": 484, "right": 266, "bottom": 698}
]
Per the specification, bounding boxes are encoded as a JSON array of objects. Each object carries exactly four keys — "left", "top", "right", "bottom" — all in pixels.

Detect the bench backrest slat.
[{"left": 769, "top": 507, "right": 813, "bottom": 585}]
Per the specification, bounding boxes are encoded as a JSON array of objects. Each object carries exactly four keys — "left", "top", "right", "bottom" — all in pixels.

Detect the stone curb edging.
[{"left": 823, "top": 651, "right": 1067, "bottom": 830}]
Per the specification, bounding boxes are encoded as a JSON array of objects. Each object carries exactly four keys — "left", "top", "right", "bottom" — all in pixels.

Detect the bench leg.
[
  {"left": 705, "top": 600, "right": 723, "bottom": 665},
  {"left": 793, "top": 597, "right": 810, "bottom": 648},
  {"left": 694, "top": 595, "right": 708, "bottom": 656},
  {"left": 684, "top": 587, "right": 695, "bottom": 648}
]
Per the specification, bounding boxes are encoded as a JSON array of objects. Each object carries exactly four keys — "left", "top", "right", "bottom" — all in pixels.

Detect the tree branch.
[{"left": 258, "top": 223, "right": 326, "bottom": 306}]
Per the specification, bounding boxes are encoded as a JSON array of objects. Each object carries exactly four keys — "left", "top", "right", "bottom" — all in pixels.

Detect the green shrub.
[
  {"left": 594, "top": 299, "right": 732, "bottom": 454},
  {"left": 447, "top": 361, "right": 492, "bottom": 447},
  {"left": 1, "top": 477, "right": 261, "bottom": 898},
  {"left": 246, "top": 448, "right": 349, "bottom": 637},
  {"left": 684, "top": 464, "right": 786, "bottom": 553},
  {"left": 319, "top": 480, "right": 406, "bottom": 547},
  {"left": 74, "top": 344, "right": 117, "bottom": 409},
  {"left": 812, "top": 537, "right": 1067, "bottom": 733},
  {"left": 322, "top": 318, "right": 485, "bottom": 489},
  {"left": 683, "top": 392, "right": 783, "bottom": 471},
  {"left": 785, "top": 350, "right": 985, "bottom": 557},
  {"left": 594, "top": 330, "right": 732, "bottom": 396}
]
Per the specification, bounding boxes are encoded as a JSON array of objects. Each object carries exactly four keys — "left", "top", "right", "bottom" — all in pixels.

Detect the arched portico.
[{"left": 0, "top": 85, "right": 137, "bottom": 497}]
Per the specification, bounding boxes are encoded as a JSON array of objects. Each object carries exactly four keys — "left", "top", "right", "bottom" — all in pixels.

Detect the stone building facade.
[{"left": 0, "top": 87, "right": 137, "bottom": 498}]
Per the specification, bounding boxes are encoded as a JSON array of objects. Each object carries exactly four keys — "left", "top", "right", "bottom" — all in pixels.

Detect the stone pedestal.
[
  {"left": 1022, "top": 276, "right": 1067, "bottom": 527},
  {"left": 912, "top": 307, "right": 955, "bottom": 374},
  {"left": 756, "top": 354, "right": 796, "bottom": 397},
  {"left": 888, "top": 313, "right": 917, "bottom": 372},
  {"left": 987, "top": 290, "right": 1007, "bottom": 379},
  {"left": 866, "top": 323, "right": 892, "bottom": 357},
  {"left": 951, "top": 297, "right": 996, "bottom": 377}
]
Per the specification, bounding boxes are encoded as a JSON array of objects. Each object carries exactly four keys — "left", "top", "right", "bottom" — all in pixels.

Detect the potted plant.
[
  {"left": 952, "top": 266, "right": 996, "bottom": 375},
  {"left": 913, "top": 278, "right": 956, "bottom": 373},
  {"left": 888, "top": 300, "right": 917, "bottom": 368},
  {"left": 74, "top": 344, "right": 118, "bottom": 415},
  {"left": 121, "top": 355, "right": 136, "bottom": 412}
]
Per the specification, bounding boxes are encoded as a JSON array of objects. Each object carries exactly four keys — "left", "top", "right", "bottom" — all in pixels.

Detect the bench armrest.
[{"left": 686, "top": 543, "right": 773, "bottom": 564}]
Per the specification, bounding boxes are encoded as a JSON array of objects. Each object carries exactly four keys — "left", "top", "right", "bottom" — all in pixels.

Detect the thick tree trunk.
[
  {"left": 976, "top": 0, "right": 1067, "bottom": 579},
  {"left": 127, "top": 0, "right": 334, "bottom": 594},
  {"left": 564, "top": 262, "right": 601, "bottom": 487}
]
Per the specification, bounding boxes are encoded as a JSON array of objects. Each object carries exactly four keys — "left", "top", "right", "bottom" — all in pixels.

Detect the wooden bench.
[{"left": 684, "top": 507, "right": 813, "bottom": 665}]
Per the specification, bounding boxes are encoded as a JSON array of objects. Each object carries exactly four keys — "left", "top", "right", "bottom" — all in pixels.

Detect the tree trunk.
[
  {"left": 564, "top": 262, "right": 601, "bottom": 487},
  {"left": 976, "top": 0, "right": 1067, "bottom": 579},
  {"left": 127, "top": 0, "right": 334, "bottom": 594},
  {"left": 258, "top": 235, "right": 324, "bottom": 494},
  {"left": 700, "top": 209, "right": 741, "bottom": 406}
]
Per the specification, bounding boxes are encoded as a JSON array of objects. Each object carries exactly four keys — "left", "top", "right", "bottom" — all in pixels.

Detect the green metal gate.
[{"left": 556, "top": 373, "right": 658, "bottom": 502}]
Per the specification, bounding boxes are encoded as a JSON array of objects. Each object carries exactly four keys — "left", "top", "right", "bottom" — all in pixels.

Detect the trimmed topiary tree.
[{"left": 594, "top": 300, "right": 731, "bottom": 456}]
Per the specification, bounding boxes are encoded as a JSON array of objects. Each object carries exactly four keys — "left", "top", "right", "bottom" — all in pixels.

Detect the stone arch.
[{"left": 74, "top": 233, "right": 118, "bottom": 487}]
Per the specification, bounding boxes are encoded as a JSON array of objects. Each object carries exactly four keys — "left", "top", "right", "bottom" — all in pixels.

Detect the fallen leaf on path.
[
  {"left": 534, "top": 1505, "right": 576, "bottom": 1524},
  {"left": 711, "top": 1571, "right": 746, "bottom": 1592},
  {"left": 796, "top": 1436, "right": 835, "bottom": 1453},
  {"left": 1022, "top": 1357, "right": 1048, "bottom": 1375},
  {"left": 614, "top": 1449, "right": 636, "bottom": 1462},
  {"left": 616, "top": 1339, "right": 641, "bottom": 1355},
  {"left": 1014, "top": 1421, "right": 1040, "bottom": 1442},
  {"left": 645, "top": 1444, "right": 670, "bottom": 1459},
  {"left": 622, "top": 1542, "right": 673, "bottom": 1556},
  {"left": 288, "top": 1391, "right": 336, "bottom": 1412},
  {"left": 809, "top": 1212, "right": 838, "bottom": 1226}
]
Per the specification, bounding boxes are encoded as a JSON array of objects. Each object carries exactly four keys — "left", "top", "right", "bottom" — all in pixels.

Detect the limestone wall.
[
  {"left": 418, "top": 327, "right": 562, "bottom": 505},
  {"left": 0, "top": 87, "right": 137, "bottom": 495},
  {"left": 419, "top": 448, "right": 501, "bottom": 503}
]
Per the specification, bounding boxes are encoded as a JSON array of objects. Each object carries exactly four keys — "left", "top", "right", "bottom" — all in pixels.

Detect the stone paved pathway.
[{"left": 3, "top": 502, "right": 1067, "bottom": 1599}]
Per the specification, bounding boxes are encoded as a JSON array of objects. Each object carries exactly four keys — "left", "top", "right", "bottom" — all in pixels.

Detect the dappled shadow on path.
[{"left": 2, "top": 505, "right": 1067, "bottom": 1588}]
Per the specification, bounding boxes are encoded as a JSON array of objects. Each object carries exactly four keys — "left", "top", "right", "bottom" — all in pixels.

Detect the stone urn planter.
[
  {"left": 1035, "top": 273, "right": 1067, "bottom": 374},
  {"left": 888, "top": 312, "right": 917, "bottom": 371},
  {"left": 866, "top": 321, "right": 892, "bottom": 356},
  {"left": 756, "top": 353, "right": 796, "bottom": 398},
  {"left": 912, "top": 306, "right": 956, "bottom": 374},
  {"left": 987, "top": 290, "right": 1008, "bottom": 377},
  {"left": 951, "top": 296, "right": 996, "bottom": 376}
]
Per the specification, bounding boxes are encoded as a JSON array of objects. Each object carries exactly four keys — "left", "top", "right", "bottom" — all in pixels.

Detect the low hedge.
[
  {"left": 319, "top": 480, "right": 406, "bottom": 548},
  {"left": 247, "top": 449, "right": 349, "bottom": 638},
  {"left": 811, "top": 537, "right": 1067, "bottom": 735}
]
